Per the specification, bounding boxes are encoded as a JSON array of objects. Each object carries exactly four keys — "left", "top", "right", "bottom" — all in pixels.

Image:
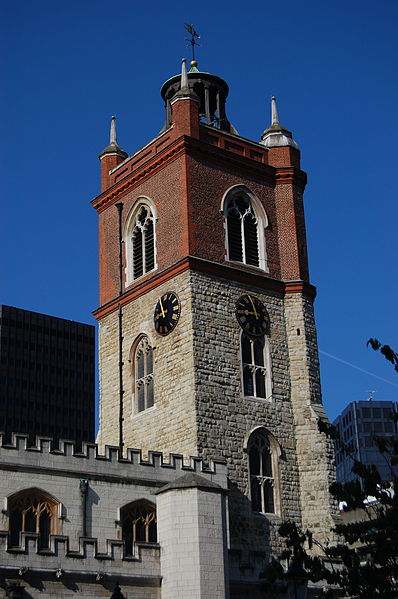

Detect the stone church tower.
[{"left": 93, "top": 58, "right": 336, "bottom": 585}]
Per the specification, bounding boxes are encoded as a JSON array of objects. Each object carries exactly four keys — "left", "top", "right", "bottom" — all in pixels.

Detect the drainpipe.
[
  {"left": 116, "top": 202, "right": 124, "bottom": 456},
  {"left": 79, "top": 479, "right": 89, "bottom": 538}
]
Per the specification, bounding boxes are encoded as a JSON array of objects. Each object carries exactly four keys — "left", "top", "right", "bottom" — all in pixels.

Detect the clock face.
[
  {"left": 154, "top": 292, "right": 181, "bottom": 336},
  {"left": 235, "top": 294, "right": 269, "bottom": 337}
]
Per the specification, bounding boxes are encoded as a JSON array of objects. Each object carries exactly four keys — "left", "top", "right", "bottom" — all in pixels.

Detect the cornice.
[
  {"left": 183, "top": 137, "right": 276, "bottom": 184},
  {"left": 91, "top": 136, "right": 187, "bottom": 213},
  {"left": 285, "top": 279, "right": 317, "bottom": 300},
  {"left": 91, "top": 136, "right": 298, "bottom": 214},
  {"left": 92, "top": 132, "right": 308, "bottom": 213},
  {"left": 93, "top": 258, "right": 192, "bottom": 320},
  {"left": 93, "top": 257, "right": 316, "bottom": 320},
  {"left": 275, "top": 167, "right": 307, "bottom": 187}
]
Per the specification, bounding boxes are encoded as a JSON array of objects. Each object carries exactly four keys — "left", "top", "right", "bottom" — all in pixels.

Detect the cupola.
[{"left": 161, "top": 60, "right": 238, "bottom": 134}]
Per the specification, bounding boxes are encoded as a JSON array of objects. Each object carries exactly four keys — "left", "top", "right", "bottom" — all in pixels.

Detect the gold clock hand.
[
  {"left": 159, "top": 298, "right": 166, "bottom": 318},
  {"left": 248, "top": 295, "right": 259, "bottom": 319}
]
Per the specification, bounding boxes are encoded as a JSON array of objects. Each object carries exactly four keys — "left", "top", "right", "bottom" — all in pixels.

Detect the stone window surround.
[
  {"left": 243, "top": 427, "right": 281, "bottom": 517},
  {"left": 124, "top": 196, "right": 158, "bottom": 288},
  {"left": 221, "top": 184, "right": 269, "bottom": 273},
  {"left": 118, "top": 499, "right": 157, "bottom": 556},
  {"left": 129, "top": 334, "right": 155, "bottom": 416},
  {"left": 4, "top": 488, "right": 64, "bottom": 548},
  {"left": 240, "top": 331, "right": 273, "bottom": 402}
]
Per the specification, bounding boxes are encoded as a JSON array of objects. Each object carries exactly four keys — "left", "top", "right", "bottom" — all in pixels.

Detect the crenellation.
[{"left": 1, "top": 435, "right": 221, "bottom": 469}]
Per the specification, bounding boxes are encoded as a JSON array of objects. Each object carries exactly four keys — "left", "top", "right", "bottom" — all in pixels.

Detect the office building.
[
  {"left": 0, "top": 305, "right": 95, "bottom": 448},
  {"left": 334, "top": 399, "right": 398, "bottom": 483}
]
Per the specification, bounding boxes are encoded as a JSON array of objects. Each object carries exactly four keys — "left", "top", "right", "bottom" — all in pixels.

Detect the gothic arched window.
[
  {"left": 247, "top": 432, "right": 277, "bottom": 514},
  {"left": 223, "top": 187, "right": 268, "bottom": 271},
  {"left": 8, "top": 489, "right": 58, "bottom": 549},
  {"left": 125, "top": 201, "right": 156, "bottom": 286},
  {"left": 121, "top": 500, "right": 157, "bottom": 556},
  {"left": 133, "top": 336, "right": 154, "bottom": 413},
  {"left": 241, "top": 333, "right": 272, "bottom": 400}
]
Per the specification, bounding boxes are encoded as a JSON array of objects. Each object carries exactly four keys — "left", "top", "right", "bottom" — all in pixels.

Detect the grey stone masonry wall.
[
  {"left": 284, "top": 292, "right": 338, "bottom": 545},
  {"left": 97, "top": 270, "right": 198, "bottom": 458},
  {"left": 96, "top": 264, "right": 337, "bottom": 578},
  {"left": 189, "top": 270, "right": 302, "bottom": 572},
  {"left": 0, "top": 433, "right": 228, "bottom": 598}
]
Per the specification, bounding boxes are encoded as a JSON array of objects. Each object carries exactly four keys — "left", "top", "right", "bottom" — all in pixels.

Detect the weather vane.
[{"left": 184, "top": 23, "right": 201, "bottom": 62}]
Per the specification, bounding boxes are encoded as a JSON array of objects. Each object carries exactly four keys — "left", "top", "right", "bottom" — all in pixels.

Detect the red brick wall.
[{"left": 94, "top": 100, "right": 309, "bottom": 308}]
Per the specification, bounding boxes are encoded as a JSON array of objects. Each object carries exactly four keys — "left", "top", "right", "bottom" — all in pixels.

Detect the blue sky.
[{"left": 1, "top": 0, "right": 397, "bottom": 424}]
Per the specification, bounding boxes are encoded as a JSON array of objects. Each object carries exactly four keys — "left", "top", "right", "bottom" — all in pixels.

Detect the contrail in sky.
[{"left": 319, "top": 350, "right": 398, "bottom": 388}]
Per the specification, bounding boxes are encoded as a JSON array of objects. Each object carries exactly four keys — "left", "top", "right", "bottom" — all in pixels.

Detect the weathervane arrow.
[{"left": 184, "top": 23, "right": 201, "bottom": 62}]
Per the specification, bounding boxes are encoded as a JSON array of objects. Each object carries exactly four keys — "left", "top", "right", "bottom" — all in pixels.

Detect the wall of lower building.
[{"left": 0, "top": 436, "right": 228, "bottom": 599}]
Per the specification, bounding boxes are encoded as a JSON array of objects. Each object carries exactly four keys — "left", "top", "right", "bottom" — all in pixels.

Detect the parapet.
[{"left": 0, "top": 432, "right": 228, "bottom": 490}]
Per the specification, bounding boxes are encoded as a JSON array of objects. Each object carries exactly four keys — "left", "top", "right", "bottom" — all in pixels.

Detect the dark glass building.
[{"left": 0, "top": 305, "right": 95, "bottom": 448}]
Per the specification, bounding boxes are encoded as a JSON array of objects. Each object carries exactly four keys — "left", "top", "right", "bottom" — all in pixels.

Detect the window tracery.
[
  {"left": 121, "top": 500, "right": 157, "bottom": 556},
  {"left": 226, "top": 194, "right": 260, "bottom": 266},
  {"left": 248, "top": 432, "right": 276, "bottom": 514},
  {"left": 134, "top": 336, "right": 154, "bottom": 413},
  {"left": 8, "top": 490, "right": 58, "bottom": 549},
  {"left": 241, "top": 333, "right": 271, "bottom": 400},
  {"left": 126, "top": 202, "right": 156, "bottom": 285},
  {"left": 222, "top": 186, "right": 268, "bottom": 271}
]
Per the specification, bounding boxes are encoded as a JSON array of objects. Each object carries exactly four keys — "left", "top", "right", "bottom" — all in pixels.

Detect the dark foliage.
[{"left": 262, "top": 340, "right": 398, "bottom": 598}]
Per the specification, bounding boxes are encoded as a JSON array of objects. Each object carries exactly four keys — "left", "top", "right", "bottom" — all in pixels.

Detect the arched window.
[
  {"left": 121, "top": 500, "right": 157, "bottom": 556},
  {"left": 241, "top": 333, "right": 272, "bottom": 400},
  {"left": 133, "top": 336, "right": 154, "bottom": 413},
  {"left": 247, "top": 432, "right": 277, "bottom": 514},
  {"left": 223, "top": 186, "right": 268, "bottom": 271},
  {"left": 8, "top": 489, "right": 58, "bottom": 549},
  {"left": 125, "top": 201, "right": 156, "bottom": 285}
]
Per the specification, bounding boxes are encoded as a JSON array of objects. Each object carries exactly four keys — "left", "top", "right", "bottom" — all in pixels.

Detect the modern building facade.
[
  {"left": 333, "top": 399, "right": 398, "bottom": 483},
  {"left": 0, "top": 58, "right": 336, "bottom": 598},
  {"left": 0, "top": 305, "right": 95, "bottom": 448}
]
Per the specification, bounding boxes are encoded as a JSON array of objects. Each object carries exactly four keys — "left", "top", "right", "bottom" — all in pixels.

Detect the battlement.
[
  {"left": 0, "top": 432, "right": 227, "bottom": 489},
  {"left": 0, "top": 532, "right": 161, "bottom": 587},
  {"left": 0, "top": 530, "right": 159, "bottom": 562}
]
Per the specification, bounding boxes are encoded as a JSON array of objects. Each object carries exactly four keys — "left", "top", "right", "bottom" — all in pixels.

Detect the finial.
[
  {"left": 99, "top": 115, "right": 128, "bottom": 160},
  {"left": 110, "top": 115, "right": 117, "bottom": 145},
  {"left": 259, "top": 96, "right": 299, "bottom": 150},
  {"left": 181, "top": 58, "right": 189, "bottom": 91},
  {"left": 190, "top": 60, "right": 198, "bottom": 68},
  {"left": 271, "top": 97, "right": 279, "bottom": 125}
]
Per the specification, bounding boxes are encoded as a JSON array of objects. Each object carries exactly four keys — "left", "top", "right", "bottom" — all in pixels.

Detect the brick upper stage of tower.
[{"left": 92, "top": 61, "right": 312, "bottom": 312}]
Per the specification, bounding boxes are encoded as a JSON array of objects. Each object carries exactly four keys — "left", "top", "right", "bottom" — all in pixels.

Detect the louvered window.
[
  {"left": 130, "top": 206, "right": 156, "bottom": 281},
  {"left": 226, "top": 195, "right": 259, "bottom": 267},
  {"left": 135, "top": 336, "right": 154, "bottom": 412},
  {"left": 248, "top": 433, "right": 275, "bottom": 514}
]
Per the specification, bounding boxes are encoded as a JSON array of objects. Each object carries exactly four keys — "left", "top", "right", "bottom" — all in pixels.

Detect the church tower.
[{"left": 92, "top": 58, "right": 336, "bottom": 588}]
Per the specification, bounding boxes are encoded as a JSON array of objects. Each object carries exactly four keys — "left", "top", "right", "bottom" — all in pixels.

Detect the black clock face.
[
  {"left": 154, "top": 292, "right": 181, "bottom": 336},
  {"left": 235, "top": 295, "right": 269, "bottom": 336}
]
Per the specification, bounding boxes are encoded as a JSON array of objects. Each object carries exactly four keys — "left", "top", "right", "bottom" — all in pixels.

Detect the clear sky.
[{"left": 1, "top": 0, "right": 397, "bottom": 425}]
